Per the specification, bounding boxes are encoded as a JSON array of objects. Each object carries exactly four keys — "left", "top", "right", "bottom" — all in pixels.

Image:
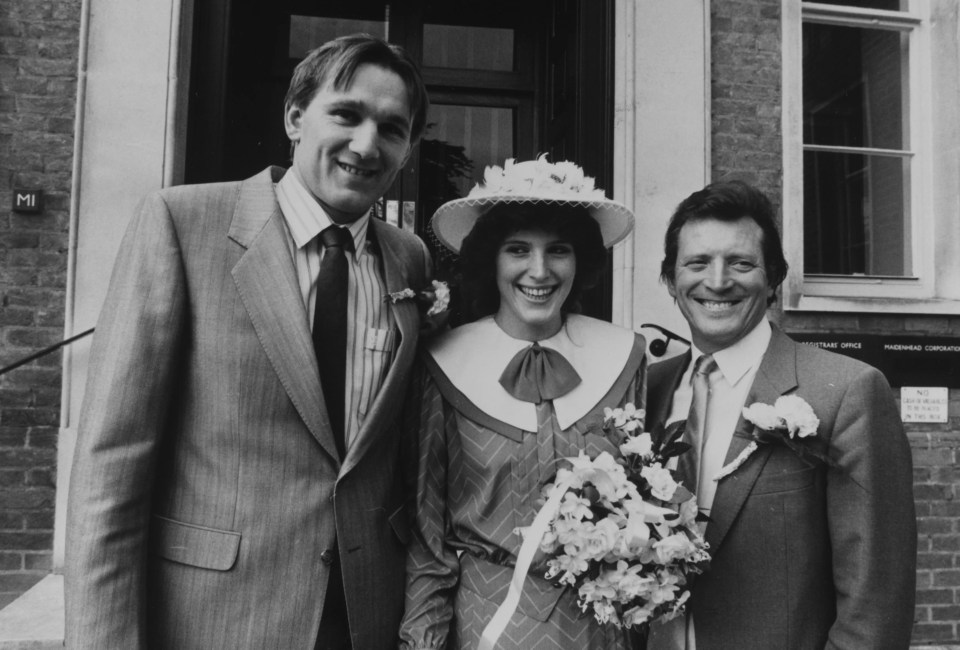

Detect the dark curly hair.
[
  {"left": 457, "top": 202, "right": 607, "bottom": 320},
  {"left": 660, "top": 180, "right": 787, "bottom": 306}
]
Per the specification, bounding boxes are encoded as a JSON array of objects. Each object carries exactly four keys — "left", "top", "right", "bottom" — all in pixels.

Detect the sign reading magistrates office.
[{"left": 787, "top": 333, "right": 960, "bottom": 388}]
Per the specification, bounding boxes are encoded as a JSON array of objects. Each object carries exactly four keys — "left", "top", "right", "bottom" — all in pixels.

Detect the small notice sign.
[
  {"left": 900, "top": 386, "right": 949, "bottom": 423},
  {"left": 12, "top": 189, "right": 43, "bottom": 213}
]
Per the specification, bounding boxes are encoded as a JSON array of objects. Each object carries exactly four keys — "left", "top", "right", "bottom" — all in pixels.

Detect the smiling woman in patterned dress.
[{"left": 399, "top": 157, "right": 645, "bottom": 650}]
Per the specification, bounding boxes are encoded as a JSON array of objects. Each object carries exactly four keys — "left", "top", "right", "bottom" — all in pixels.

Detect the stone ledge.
[{"left": 0, "top": 573, "right": 63, "bottom": 649}]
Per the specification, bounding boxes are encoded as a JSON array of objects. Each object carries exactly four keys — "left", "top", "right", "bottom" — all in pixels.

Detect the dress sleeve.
[{"left": 399, "top": 360, "right": 460, "bottom": 650}]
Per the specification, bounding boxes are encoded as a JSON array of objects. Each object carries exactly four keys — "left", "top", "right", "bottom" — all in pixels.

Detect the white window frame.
[{"left": 781, "top": 0, "right": 960, "bottom": 313}]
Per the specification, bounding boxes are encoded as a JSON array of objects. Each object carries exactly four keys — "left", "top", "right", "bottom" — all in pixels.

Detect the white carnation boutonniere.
[
  {"left": 714, "top": 395, "right": 837, "bottom": 481},
  {"left": 386, "top": 280, "right": 451, "bottom": 334}
]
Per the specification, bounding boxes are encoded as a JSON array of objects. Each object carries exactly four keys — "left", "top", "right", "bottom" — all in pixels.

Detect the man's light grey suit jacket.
[{"left": 65, "top": 167, "right": 431, "bottom": 649}]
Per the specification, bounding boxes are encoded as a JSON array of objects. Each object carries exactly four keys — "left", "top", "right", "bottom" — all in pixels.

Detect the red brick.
[
  {"left": 0, "top": 470, "right": 24, "bottom": 487},
  {"left": 0, "top": 553, "right": 21, "bottom": 571},
  {"left": 931, "top": 502, "right": 960, "bottom": 517},
  {"left": 0, "top": 512, "right": 22, "bottom": 529},
  {"left": 916, "top": 588, "right": 957, "bottom": 605},
  {"left": 912, "top": 622, "right": 956, "bottom": 642},
  {"left": 0, "top": 429, "right": 27, "bottom": 447},
  {"left": 914, "top": 484, "right": 954, "bottom": 501},
  {"left": 22, "top": 510, "right": 53, "bottom": 530},
  {"left": 933, "top": 570, "right": 960, "bottom": 587},
  {"left": 23, "top": 552, "right": 50, "bottom": 571},
  {"left": 932, "top": 605, "right": 960, "bottom": 621},
  {"left": 931, "top": 536, "right": 960, "bottom": 552},
  {"left": 0, "top": 531, "right": 52, "bottom": 551},
  {"left": 0, "top": 487, "right": 54, "bottom": 510},
  {"left": 918, "top": 553, "right": 955, "bottom": 570},
  {"left": 25, "top": 468, "right": 54, "bottom": 487},
  {"left": 0, "top": 448, "right": 54, "bottom": 469},
  {"left": 920, "top": 518, "right": 956, "bottom": 535}
]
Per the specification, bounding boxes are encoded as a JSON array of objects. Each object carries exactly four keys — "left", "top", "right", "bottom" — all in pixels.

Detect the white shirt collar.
[
  {"left": 427, "top": 315, "right": 637, "bottom": 432},
  {"left": 276, "top": 169, "right": 370, "bottom": 254},
  {"left": 690, "top": 317, "right": 771, "bottom": 388}
]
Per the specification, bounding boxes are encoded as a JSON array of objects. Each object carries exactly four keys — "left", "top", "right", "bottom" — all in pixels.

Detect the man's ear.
[
  {"left": 284, "top": 104, "right": 303, "bottom": 142},
  {"left": 666, "top": 277, "right": 678, "bottom": 299}
]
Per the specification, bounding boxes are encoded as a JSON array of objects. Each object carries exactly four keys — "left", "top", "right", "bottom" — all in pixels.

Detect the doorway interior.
[{"left": 185, "top": 0, "right": 614, "bottom": 320}]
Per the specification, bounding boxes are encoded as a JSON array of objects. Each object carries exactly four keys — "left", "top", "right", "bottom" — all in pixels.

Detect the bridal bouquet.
[{"left": 526, "top": 405, "right": 710, "bottom": 630}]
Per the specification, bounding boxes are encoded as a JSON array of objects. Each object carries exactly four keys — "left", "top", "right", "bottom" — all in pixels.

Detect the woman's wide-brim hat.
[{"left": 430, "top": 156, "right": 635, "bottom": 253}]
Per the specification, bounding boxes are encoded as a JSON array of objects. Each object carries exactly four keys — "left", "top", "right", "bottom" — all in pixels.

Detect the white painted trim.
[
  {"left": 55, "top": 0, "right": 193, "bottom": 571},
  {"left": 614, "top": 0, "right": 709, "bottom": 337},
  {"left": 53, "top": 0, "right": 92, "bottom": 572}
]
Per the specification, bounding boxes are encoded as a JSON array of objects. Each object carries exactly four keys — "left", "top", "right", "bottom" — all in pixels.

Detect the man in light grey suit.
[
  {"left": 65, "top": 35, "right": 431, "bottom": 649},
  {"left": 646, "top": 181, "right": 916, "bottom": 649}
]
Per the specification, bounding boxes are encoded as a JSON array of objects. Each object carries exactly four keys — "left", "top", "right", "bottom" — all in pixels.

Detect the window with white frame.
[{"left": 780, "top": 0, "right": 960, "bottom": 312}]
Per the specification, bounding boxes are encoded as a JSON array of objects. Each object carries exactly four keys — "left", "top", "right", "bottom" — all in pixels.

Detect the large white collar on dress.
[{"left": 427, "top": 314, "right": 636, "bottom": 431}]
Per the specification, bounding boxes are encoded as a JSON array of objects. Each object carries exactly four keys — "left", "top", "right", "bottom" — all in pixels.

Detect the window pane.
[
  {"left": 808, "top": 0, "right": 907, "bottom": 9},
  {"left": 289, "top": 16, "right": 387, "bottom": 59},
  {"left": 803, "top": 22, "right": 907, "bottom": 150},
  {"left": 804, "top": 150, "right": 910, "bottom": 276},
  {"left": 420, "top": 104, "right": 514, "bottom": 201},
  {"left": 419, "top": 104, "right": 513, "bottom": 265},
  {"left": 423, "top": 24, "right": 515, "bottom": 71}
]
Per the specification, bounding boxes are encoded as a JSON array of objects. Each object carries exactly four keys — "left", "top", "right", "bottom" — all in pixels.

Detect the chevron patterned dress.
[{"left": 400, "top": 332, "right": 647, "bottom": 650}]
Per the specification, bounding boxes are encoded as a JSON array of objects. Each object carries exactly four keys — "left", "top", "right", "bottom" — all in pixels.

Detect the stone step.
[{"left": 0, "top": 574, "right": 63, "bottom": 649}]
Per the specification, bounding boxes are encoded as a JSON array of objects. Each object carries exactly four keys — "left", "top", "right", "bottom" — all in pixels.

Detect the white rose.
[
  {"left": 775, "top": 395, "right": 820, "bottom": 438},
  {"left": 641, "top": 463, "right": 678, "bottom": 501},
  {"left": 583, "top": 517, "right": 620, "bottom": 560},
  {"left": 654, "top": 532, "right": 697, "bottom": 564},
  {"left": 620, "top": 432, "right": 653, "bottom": 458}
]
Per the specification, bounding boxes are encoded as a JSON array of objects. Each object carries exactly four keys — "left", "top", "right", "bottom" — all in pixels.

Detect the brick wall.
[
  {"left": 0, "top": 0, "right": 78, "bottom": 608},
  {"left": 712, "top": 0, "right": 960, "bottom": 646}
]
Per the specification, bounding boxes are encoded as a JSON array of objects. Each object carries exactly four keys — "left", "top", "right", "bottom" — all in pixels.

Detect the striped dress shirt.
[{"left": 275, "top": 170, "right": 396, "bottom": 450}]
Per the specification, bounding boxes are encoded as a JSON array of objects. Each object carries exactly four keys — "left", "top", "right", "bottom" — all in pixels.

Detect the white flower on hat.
[{"left": 471, "top": 154, "right": 608, "bottom": 200}]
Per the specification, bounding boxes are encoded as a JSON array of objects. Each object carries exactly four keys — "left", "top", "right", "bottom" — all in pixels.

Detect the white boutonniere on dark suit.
[{"left": 715, "top": 395, "right": 837, "bottom": 481}]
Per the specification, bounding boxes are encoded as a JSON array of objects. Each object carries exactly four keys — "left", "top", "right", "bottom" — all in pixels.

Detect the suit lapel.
[
  {"left": 229, "top": 167, "right": 341, "bottom": 464},
  {"left": 705, "top": 327, "right": 799, "bottom": 553},
  {"left": 340, "top": 219, "right": 420, "bottom": 476}
]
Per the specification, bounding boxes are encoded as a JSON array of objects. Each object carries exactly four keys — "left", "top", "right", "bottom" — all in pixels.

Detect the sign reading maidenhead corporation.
[{"left": 787, "top": 333, "right": 960, "bottom": 388}]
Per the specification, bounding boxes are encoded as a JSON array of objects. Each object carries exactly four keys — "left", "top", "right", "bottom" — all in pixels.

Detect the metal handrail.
[{"left": 0, "top": 327, "right": 94, "bottom": 377}]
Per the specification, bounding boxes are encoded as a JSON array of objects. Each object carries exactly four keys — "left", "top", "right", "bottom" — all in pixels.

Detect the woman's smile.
[{"left": 495, "top": 229, "right": 576, "bottom": 341}]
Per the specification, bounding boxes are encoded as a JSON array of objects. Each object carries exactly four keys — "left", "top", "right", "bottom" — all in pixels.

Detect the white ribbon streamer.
[{"left": 478, "top": 473, "right": 576, "bottom": 650}]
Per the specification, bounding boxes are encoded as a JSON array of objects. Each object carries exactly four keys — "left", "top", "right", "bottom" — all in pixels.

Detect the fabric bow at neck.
[{"left": 498, "top": 342, "right": 582, "bottom": 404}]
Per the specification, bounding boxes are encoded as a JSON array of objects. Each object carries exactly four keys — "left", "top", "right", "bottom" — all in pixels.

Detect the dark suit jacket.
[
  {"left": 65, "top": 167, "right": 432, "bottom": 649},
  {"left": 647, "top": 326, "right": 916, "bottom": 650}
]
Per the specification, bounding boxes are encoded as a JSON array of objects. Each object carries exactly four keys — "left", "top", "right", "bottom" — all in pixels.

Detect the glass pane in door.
[
  {"left": 289, "top": 15, "right": 388, "bottom": 59},
  {"left": 419, "top": 103, "right": 515, "bottom": 320},
  {"left": 423, "top": 24, "right": 515, "bottom": 71}
]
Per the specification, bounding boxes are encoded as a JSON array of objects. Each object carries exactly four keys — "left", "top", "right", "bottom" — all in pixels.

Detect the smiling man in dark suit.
[
  {"left": 66, "top": 34, "right": 431, "bottom": 649},
  {"left": 646, "top": 180, "right": 916, "bottom": 650}
]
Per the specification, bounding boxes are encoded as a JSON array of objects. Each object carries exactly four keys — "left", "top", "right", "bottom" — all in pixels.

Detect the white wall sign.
[{"left": 900, "top": 386, "right": 949, "bottom": 423}]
